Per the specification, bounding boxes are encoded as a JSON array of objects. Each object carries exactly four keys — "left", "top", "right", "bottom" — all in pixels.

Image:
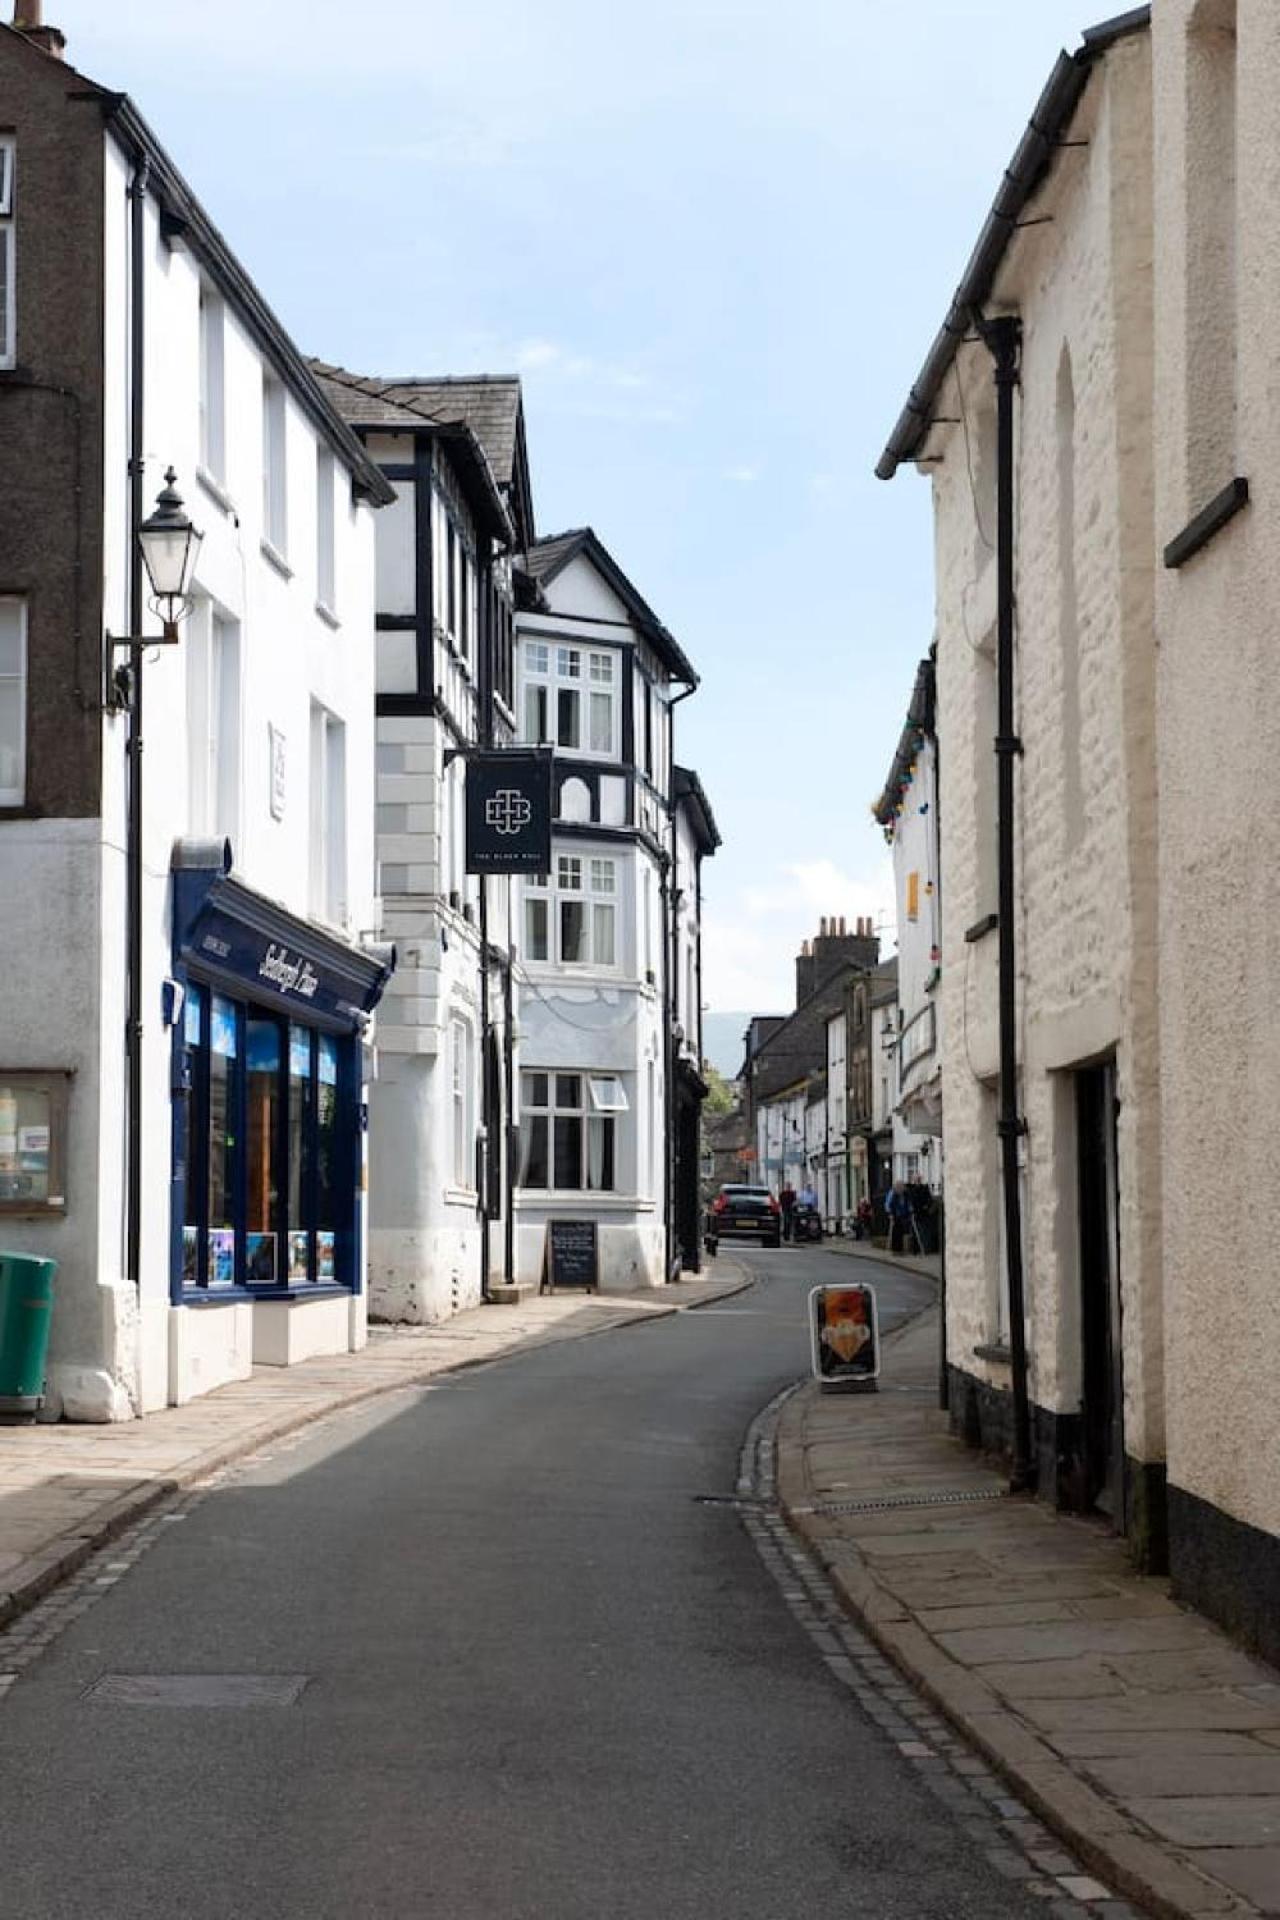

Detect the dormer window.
[{"left": 0, "top": 140, "right": 15, "bottom": 369}]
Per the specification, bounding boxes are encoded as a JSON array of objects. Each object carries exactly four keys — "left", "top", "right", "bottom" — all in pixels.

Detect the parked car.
[{"left": 705, "top": 1184, "right": 782, "bottom": 1254}]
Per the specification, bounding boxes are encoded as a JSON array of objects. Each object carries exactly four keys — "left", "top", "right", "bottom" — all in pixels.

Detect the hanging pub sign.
[
  {"left": 809, "top": 1282, "right": 880, "bottom": 1388},
  {"left": 465, "top": 750, "right": 553, "bottom": 876}
]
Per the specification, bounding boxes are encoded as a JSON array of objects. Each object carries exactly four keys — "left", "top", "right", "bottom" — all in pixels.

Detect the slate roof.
[
  {"left": 383, "top": 377, "right": 524, "bottom": 487},
  {"left": 0, "top": 28, "right": 393, "bottom": 506},
  {"left": 524, "top": 528, "right": 698, "bottom": 687},
  {"left": 309, "top": 362, "right": 513, "bottom": 543},
  {"left": 750, "top": 967, "right": 863, "bottom": 1110}
]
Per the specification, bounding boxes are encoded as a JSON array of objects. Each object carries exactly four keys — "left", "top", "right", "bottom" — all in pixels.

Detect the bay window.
[
  {"left": 524, "top": 854, "right": 617, "bottom": 967},
  {"left": 523, "top": 642, "right": 617, "bottom": 755},
  {"left": 518, "top": 1071, "right": 625, "bottom": 1192}
]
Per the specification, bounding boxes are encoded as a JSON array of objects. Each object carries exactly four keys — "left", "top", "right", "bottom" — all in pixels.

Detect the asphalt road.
[{"left": 0, "top": 1248, "right": 1049, "bottom": 1919}]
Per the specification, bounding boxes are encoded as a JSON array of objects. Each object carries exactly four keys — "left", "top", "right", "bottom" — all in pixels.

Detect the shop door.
[{"left": 1076, "top": 1062, "right": 1124, "bottom": 1520}]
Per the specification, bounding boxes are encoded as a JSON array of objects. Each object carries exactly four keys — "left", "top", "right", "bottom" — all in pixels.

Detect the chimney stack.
[
  {"left": 795, "top": 914, "right": 881, "bottom": 1009},
  {"left": 12, "top": 2, "right": 65, "bottom": 57}
]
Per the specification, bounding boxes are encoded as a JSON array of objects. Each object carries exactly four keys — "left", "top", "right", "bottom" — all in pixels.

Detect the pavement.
[
  {"left": 775, "top": 1298, "right": 1280, "bottom": 1920},
  {"left": 0, "top": 1268, "right": 750, "bottom": 1635}
]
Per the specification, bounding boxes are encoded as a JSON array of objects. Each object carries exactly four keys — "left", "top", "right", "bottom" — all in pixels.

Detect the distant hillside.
[{"left": 702, "top": 1010, "right": 775, "bottom": 1079}]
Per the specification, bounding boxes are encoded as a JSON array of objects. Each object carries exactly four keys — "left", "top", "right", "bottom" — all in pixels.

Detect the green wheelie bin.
[{"left": 0, "top": 1252, "right": 57, "bottom": 1418}]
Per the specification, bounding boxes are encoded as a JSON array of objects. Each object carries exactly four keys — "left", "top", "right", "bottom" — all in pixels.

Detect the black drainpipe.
[
  {"left": 665, "top": 686, "right": 696, "bottom": 1281},
  {"left": 977, "top": 313, "right": 1034, "bottom": 1494},
  {"left": 125, "top": 151, "right": 149, "bottom": 1293}
]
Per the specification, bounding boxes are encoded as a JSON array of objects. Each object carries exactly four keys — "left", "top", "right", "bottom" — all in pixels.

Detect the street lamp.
[
  {"left": 108, "top": 469, "right": 202, "bottom": 703},
  {"left": 111, "top": 466, "right": 202, "bottom": 1298}
]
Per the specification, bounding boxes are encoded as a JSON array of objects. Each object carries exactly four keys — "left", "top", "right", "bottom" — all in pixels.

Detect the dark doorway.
[{"left": 1076, "top": 1061, "right": 1124, "bottom": 1519}]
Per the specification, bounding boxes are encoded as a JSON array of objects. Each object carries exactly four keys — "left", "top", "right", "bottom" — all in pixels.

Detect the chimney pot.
[{"left": 13, "top": 2, "right": 65, "bottom": 55}]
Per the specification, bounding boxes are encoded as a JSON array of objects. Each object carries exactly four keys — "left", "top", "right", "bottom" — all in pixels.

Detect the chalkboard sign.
[
  {"left": 809, "top": 1283, "right": 880, "bottom": 1388},
  {"left": 541, "top": 1219, "right": 599, "bottom": 1294}
]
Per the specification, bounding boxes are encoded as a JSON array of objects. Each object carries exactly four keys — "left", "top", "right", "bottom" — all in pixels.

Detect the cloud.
[
  {"left": 723, "top": 463, "right": 761, "bottom": 484},
  {"left": 703, "top": 856, "right": 898, "bottom": 1012}
]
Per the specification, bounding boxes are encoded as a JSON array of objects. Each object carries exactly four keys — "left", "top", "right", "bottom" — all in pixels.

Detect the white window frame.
[
  {"left": 0, "top": 138, "right": 15, "bottom": 371},
  {"left": 198, "top": 285, "right": 226, "bottom": 486},
  {"left": 185, "top": 605, "right": 241, "bottom": 845},
  {"left": 0, "top": 596, "right": 27, "bottom": 807},
  {"left": 262, "top": 372, "right": 289, "bottom": 561},
  {"left": 518, "top": 1070, "right": 619, "bottom": 1193},
  {"left": 315, "top": 444, "right": 336, "bottom": 616},
  {"left": 522, "top": 643, "right": 617, "bottom": 757},
  {"left": 309, "top": 701, "right": 347, "bottom": 926},
  {"left": 449, "top": 1017, "right": 473, "bottom": 1191},
  {"left": 524, "top": 852, "right": 618, "bottom": 968}
]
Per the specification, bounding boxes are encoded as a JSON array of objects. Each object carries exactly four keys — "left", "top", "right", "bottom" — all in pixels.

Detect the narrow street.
[{"left": 1, "top": 1252, "right": 1061, "bottom": 1920}]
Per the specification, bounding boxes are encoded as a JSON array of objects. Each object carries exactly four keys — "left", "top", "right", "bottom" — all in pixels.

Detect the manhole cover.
[{"left": 83, "top": 1673, "right": 309, "bottom": 1708}]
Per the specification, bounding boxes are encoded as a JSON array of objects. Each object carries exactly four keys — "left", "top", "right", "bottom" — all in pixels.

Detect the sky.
[{"left": 50, "top": 0, "right": 1105, "bottom": 1014}]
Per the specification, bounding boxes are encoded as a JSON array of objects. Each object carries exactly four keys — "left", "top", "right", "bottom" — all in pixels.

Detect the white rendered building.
[
  {"left": 0, "top": 18, "right": 394, "bottom": 1416},
  {"left": 312, "top": 368, "right": 532, "bottom": 1321},
  {"left": 512, "top": 530, "right": 699, "bottom": 1291}
]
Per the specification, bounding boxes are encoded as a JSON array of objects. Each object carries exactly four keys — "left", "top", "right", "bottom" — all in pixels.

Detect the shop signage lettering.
[{"left": 259, "top": 943, "right": 320, "bottom": 1000}]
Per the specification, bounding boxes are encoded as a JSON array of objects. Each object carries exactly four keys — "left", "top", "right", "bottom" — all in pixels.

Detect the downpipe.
[{"left": 977, "top": 312, "right": 1035, "bottom": 1496}]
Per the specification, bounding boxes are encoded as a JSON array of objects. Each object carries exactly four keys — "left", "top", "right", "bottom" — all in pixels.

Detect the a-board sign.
[
  {"left": 541, "top": 1219, "right": 599, "bottom": 1294},
  {"left": 809, "top": 1283, "right": 880, "bottom": 1386},
  {"left": 465, "top": 750, "right": 553, "bottom": 876}
]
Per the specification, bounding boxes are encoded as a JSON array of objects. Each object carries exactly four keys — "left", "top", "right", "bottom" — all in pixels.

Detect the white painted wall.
[{"left": 16, "top": 134, "right": 384, "bottom": 1418}]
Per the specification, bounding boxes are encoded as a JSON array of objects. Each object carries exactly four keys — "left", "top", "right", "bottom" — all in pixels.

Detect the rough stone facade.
[
  {"left": 1152, "top": 0, "right": 1280, "bottom": 1650},
  {"left": 925, "top": 32, "right": 1164, "bottom": 1541}
]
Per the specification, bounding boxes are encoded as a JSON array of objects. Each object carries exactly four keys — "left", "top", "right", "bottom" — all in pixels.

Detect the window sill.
[
  {"left": 260, "top": 537, "right": 293, "bottom": 580},
  {"left": 973, "top": 1341, "right": 1012, "bottom": 1365},
  {"left": 964, "top": 913, "right": 998, "bottom": 945},
  {"left": 443, "top": 1186, "right": 478, "bottom": 1205},
  {"left": 178, "top": 1283, "right": 355, "bottom": 1307},
  {"left": 196, "top": 465, "right": 236, "bottom": 518},
  {"left": 0, "top": 804, "right": 40, "bottom": 819},
  {"left": 315, "top": 599, "right": 341, "bottom": 631}
]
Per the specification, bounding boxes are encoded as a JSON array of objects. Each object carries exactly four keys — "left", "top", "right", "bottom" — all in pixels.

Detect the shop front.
[{"left": 168, "top": 847, "right": 392, "bottom": 1388}]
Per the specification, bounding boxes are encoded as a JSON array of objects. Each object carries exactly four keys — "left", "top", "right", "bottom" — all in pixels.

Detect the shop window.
[
  {"left": 0, "top": 1070, "right": 69, "bottom": 1214},
  {"left": 177, "top": 986, "right": 353, "bottom": 1294},
  {"left": 518, "top": 1070, "right": 617, "bottom": 1192}
]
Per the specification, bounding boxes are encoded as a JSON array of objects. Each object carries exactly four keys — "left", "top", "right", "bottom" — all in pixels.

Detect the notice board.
[
  {"left": 541, "top": 1219, "right": 599, "bottom": 1294},
  {"left": 809, "top": 1283, "right": 880, "bottom": 1387}
]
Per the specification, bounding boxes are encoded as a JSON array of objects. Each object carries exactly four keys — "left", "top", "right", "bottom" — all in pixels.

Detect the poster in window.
[
  {"left": 316, "top": 1231, "right": 335, "bottom": 1281},
  {"left": 246, "top": 1232, "right": 277, "bottom": 1283},
  {"left": 287, "top": 1231, "right": 311, "bottom": 1283},
  {"left": 208, "top": 1229, "right": 235, "bottom": 1288},
  {"left": 182, "top": 1227, "right": 199, "bottom": 1290}
]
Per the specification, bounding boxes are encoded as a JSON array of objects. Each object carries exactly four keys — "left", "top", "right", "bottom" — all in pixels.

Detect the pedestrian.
[
  {"left": 798, "top": 1179, "right": 818, "bottom": 1212},
  {"left": 884, "top": 1180, "right": 909, "bottom": 1254},
  {"left": 779, "top": 1180, "right": 796, "bottom": 1242},
  {"left": 855, "top": 1196, "right": 873, "bottom": 1242}
]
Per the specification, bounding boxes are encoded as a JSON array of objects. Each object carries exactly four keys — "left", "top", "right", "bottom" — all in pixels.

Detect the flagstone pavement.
[{"left": 776, "top": 1305, "right": 1280, "bottom": 1920}]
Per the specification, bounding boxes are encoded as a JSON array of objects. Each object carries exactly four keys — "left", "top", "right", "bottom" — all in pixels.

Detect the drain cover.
[
  {"left": 814, "top": 1487, "right": 1006, "bottom": 1516},
  {"left": 84, "top": 1673, "right": 309, "bottom": 1708}
]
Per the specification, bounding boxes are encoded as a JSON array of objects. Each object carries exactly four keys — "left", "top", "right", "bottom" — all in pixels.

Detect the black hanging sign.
[
  {"left": 540, "top": 1219, "right": 599, "bottom": 1294},
  {"left": 465, "top": 750, "right": 553, "bottom": 876}
]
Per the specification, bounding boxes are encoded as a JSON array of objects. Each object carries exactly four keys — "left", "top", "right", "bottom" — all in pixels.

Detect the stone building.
[
  {"left": 877, "top": 0, "right": 1280, "bottom": 1663},
  {"left": 878, "top": 11, "right": 1165, "bottom": 1545},
  {"left": 1150, "top": 0, "right": 1280, "bottom": 1658}
]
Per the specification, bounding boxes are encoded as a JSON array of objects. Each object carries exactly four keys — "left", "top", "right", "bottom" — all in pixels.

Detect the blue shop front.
[{"left": 167, "top": 846, "right": 393, "bottom": 1392}]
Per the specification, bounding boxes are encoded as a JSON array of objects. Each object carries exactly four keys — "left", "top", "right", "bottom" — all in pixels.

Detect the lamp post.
[{"left": 109, "top": 468, "right": 202, "bottom": 1291}]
